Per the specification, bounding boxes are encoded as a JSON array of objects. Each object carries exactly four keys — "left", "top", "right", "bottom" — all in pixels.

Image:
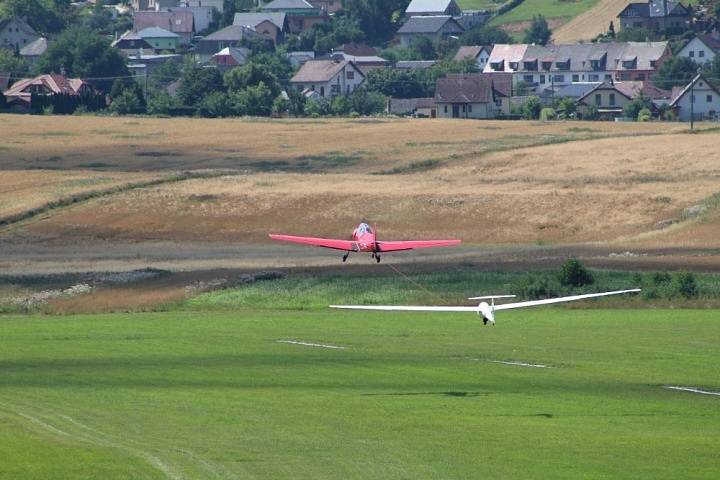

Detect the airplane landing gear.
[
  {"left": 371, "top": 252, "right": 381, "bottom": 263},
  {"left": 342, "top": 252, "right": 349, "bottom": 262}
]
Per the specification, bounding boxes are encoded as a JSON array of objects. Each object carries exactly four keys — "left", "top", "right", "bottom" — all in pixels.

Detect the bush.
[
  {"left": 520, "top": 96, "right": 542, "bottom": 120},
  {"left": 513, "top": 274, "right": 561, "bottom": 300},
  {"left": 558, "top": 258, "right": 594, "bottom": 287},
  {"left": 539, "top": 107, "right": 556, "bottom": 121},
  {"left": 652, "top": 271, "right": 672, "bottom": 285},
  {"left": 637, "top": 107, "right": 651, "bottom": 122},
  {"left": 676, "top": 272, "right": 698, "bottom": 299}
]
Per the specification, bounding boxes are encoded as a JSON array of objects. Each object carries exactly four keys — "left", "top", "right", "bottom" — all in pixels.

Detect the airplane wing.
[
  {"left": 376, "top": 240, "right": 461, "bottom": 252},
  {"left": 330, "top": 289, "right": 640, "bottom": 312},
  {"left": 329, "top": 305, "right": 479, "bottom": 312},
  {"left": 492, "top": 289, "right": 641, "bottom": 310},
  {"left": 268, "top": 234, "right": 359, "bottom": 252}
]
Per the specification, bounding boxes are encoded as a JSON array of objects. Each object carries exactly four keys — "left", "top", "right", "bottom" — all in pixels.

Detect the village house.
[
  {"left": 196, "top": 25, "right": 261, "bottom": 62},
  {"left": 137, "top": 27, "right": 180, "bottom": 52},
  {"left": 233, "top": 12, "right": 288, "bottom": 45},
  {"left": 395, "top": 60, "right": 438, "bottom": 70},
  {"left": 435, "top": 73, "right": 512, "bottom": 119},
  {"left": 286, "top": 51, "right": 315, "bottom": 67},
  {"left": 290, "top": 59, "right": 365, "bottom": 98},
  {"left": 259, "top": 0, "right": 327, "bottom": 33},
  {"left": 617, "top": 0, "right": 692, "bottom": 31},
  {"left": 670, "top": 74, "right": 720, "bottom": 121},
  {"left": 454, "top": 45, "right": 491, "bottom": 70},
  {"left": 166, "top": 6, "right": 215, "bottom": 33},
  {"left": 112, "top": 30, "right": 154, "bottom": 55},
  {"left": 127, "top": 52, "right": 182, "bottom": 80},
  {"left": 210, "top": 47, "right": 250, "bottom": 71},
  {"left": 397, "top": 15, "right": 464, "bottom": 47},
  {"left": 405, "top": 0, "right": 462, "bottom": 18},
  {"left": 2, "top": 73, "right": 91, "bottom": 111},
  {"left": 676, "top": 33, "right": 720, "bottom": 66},
  {"left": 181, "top": 0, "right": 224, "bottom": 12},
  {"left": 133, "top": 11, "right": 195, "bottom": 44},
  {"left": 484, "top": 42, "right": 670, "bottom": 94},
  {"left": 19, "top": 37, "right": 48, "bottom": 66},
  {"left": 576, "top": 80, "right": 671, "bottom": 119},
  {"left": 327, "top": 48, "right": 389, "bottom": 75},
  {"left": 308, "top": 0, "right": 342, "bottom": 14},
  {"left": 0, "top": 17, "right": 39, "bottom": 52}
]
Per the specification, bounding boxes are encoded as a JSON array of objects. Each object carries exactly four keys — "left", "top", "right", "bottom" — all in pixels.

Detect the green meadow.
[{"left": 1, "top": 306, "right": 719, "bottom": 479}]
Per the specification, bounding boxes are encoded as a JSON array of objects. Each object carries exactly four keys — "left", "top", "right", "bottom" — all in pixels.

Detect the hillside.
[{"left": 489, "top": 0, "right": 600, "bottom": 39}]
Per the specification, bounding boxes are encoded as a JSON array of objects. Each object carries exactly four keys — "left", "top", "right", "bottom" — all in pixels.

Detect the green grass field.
[
  {"left": 1, "top": 306, "right": 719, "bottom": 479},
  {"left": 489, "top": 0, "right": 600, "bottom": 28},
  {"left": 457, "top": 0, "right": 503, "bottom": 10}
]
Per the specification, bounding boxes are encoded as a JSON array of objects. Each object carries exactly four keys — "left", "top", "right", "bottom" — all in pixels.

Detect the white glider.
[{"left": 330, "top": 289, "right": 641, "bottom": 325}]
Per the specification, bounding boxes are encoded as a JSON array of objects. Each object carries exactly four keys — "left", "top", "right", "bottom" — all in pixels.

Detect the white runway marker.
[
  {"left": 490, "top": 360, "right": 553, "bottom": 368},
  {"left": 664, "top": 386, "right": 720, "bottom": 396},
  {"left": 276, "top": 340, "right": 346, "bottom": 349}
]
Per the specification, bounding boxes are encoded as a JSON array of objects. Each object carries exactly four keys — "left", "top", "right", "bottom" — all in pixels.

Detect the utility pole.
[{"left": 690, "top": 76, "right": 694, "bottom": 131}]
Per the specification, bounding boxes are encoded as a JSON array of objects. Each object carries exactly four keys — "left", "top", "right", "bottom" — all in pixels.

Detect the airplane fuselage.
[{"left": 351, "top": 223, "right": 377, "bottom": 252}]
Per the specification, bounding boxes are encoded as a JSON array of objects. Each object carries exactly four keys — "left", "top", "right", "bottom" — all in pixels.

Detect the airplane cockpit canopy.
[{"left": 357, "top": 223, "right": 373, "bottom": 234}]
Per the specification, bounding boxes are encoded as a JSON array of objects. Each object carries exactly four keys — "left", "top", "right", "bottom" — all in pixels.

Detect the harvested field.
[
  {"left": 0, "top": 115, "right": 699, "bottom": 174},
  {"left": 553, "top": 0, "right": 633, "bottom": 43},
  {"left": 10, "top": 130, "right": 720, "bottom": 247}
]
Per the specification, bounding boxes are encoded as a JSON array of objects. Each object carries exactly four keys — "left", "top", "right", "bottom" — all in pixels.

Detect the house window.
[
  {"left": 523, "top": 75, "right": 533, "bottom": 83},
  {"left": 346, "top": 70, "right": 354, "bottom": 80},
  {"left": 637, "top": 73, "right": 645, "bottom": 81},
  {"left": 444, "top": 105, "right": 447, "bottom": 113},
  {"left": 699, "top": 51, "right": 705, "bottom": 58},
  {"left": 708, "top": 95, "right": 713, "bottom": 103},
  {"left": 462, "top": 105, "right": 466, "bottom": 113},
  {"left": 509, "top": 62, "right": 518, "bottom": 70},
  {"left": 605, "top": 74, "right": 612, "bottom": 81},
  {"left": 539, "top": 75, "right": 545, "bottom": 84},
  {"left": 468, "top": 104, "right": 472, "bottom": 112},
  {"left": 595, "top": 94, "right": 601, "bottom": 106},
  {"left": 331, "top": 84, "right": 340, "bottom": 95},
  {"left": 572, "top": 74, "right": 579, "bottom": 82},
  {"left": 689, "top": 51, "right": 694, "bottom": 57},
  {"left": 553, "top": 74, "right": 564, "bottom": 82},
  {"left": 609, "top": 93, "right": 615, "bottom": 106},
  {"left": 650, "top": 60, "right": 657, "bottom": 68},
  {"left": 320, "top": 86, "right": 325, "bottom": 96},
  {"left": 588, "top": 74, "right": 599, "bottom": 81}
]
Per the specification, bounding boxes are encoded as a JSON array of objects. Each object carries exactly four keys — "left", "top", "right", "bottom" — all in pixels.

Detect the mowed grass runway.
[{"left": 1, "top": 308, "right": 719, "bottom": 479}]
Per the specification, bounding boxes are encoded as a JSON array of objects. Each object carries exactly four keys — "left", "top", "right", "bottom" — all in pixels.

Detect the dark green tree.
[
  {"left": 558, "top": 258, "right": 594, "bottom": 287},
  {"left": 0, "top": 0, "right": 67, "bottom": 34},
  {"left": 408, "top": 36, "right": 436, "bottom": 61},
  {"left": 524, "top": 15, "right": 551, "bottom": 45},
  {"left": 460, "top": 25, "right": 511, "bottom": 46},
  {"left": 200, "top": 91, "right": 233, "bottom": 117},
  {"left": 35, "top": 27, "right": 128, "bottom": 92},
  {"left": 654, "top": 56, "right": 699, "bottom": 90},
  {"left": 231, "top": 81, "right": 275, "bottom": 116},
  {"left": 0, "top": 48, "right": 30, "bottom": 78},
  {"left": 343, "top": 0, "right": 410, "bottom": 43},
  {"left": 676, "top": 272, "right": 698, "bottom": 299},
  {"left": 608, "top": 20, "right": 615, "bottom": 38},
  {"left": 622, "top": 93, "right": 652, "bottom": 119},
  {"left": 520, "top": 96, "right": 542, "bottom": 119},
  {"left": 177, "top": 66, "right": 223, "bottom": 107},
  {"left": 224, "top": 63, "right": 281, "bottom": 96}
]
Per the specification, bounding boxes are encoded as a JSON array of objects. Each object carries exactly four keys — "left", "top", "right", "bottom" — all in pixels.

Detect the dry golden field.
[
  {"left": 552, "top": 0, "right": 633, "bottom": 43},
  {"left": 1, "top": 114, "right": 718, "bottom": 250}
]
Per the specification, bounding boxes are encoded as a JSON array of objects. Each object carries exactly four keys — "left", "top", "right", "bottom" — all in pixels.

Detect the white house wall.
[
  {"left": 675, "top": 80, "right": 720, "bottom": 121},
  {"left": 677, "top": 37, "right": 716, "bottom": 66}
]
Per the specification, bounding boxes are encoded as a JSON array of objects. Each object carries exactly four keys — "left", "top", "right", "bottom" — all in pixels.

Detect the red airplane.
[{"left": 269, "top": 222, "right": 461, "bottom": 263}]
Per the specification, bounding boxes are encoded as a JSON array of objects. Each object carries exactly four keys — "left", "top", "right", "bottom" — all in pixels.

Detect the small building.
[
  {"left": 395, "top": 60, "right": 438, "bottom": 70},
  {"left": 670, "top": 74, "right": 720, "bottom": 121},
  {"left": 308, "top": 0, "right": 342, "bottom": 14},
  {"left": 290, "top": 59, "right": 365, "bottom": 98},
  {"left": 137, "top": 26, "right": 180, "bottom": 52},
  {"left": 260, "top": 0, "right": 327, "bottom": 33},
  {"left": 133, "top": 11, "right": 195, "bottom": 44},
  {"left": 167, "top": 6, "right": 215, "bottom": 33},
  {"left": 454, "top": 45, "right": 491, "bottom": 70},
  {"left": 435, "top": 73, "right": 512, "bottom": 119},
  {"left": 3, "top": 73, "right": 91, "bottom": 111},
  {"left": 113, "top": 30, "right": 154, "bottom": 55},
  {"left": 210, "top": 47, "right": 250, "bottom": 71},
  {"left": 195, "top": 25, "right": 261, "bottom": 62},
  {"left": 152, "top": 0, "right": 180, "bottom": 9},
  {"left": 397, "top": 16, "right": 464, "bottom": 47},
  {"left": 405, "top": 0, "right": 461, "bottom": 17},
  {"left": 676, "top": 34, "right": 720, "bottom": 67},
  {"left": 182, "top": 0, "right": 224, "bottom": 12},
  {"left": 19, "top": 37, "right": 48, "bottom": 66},
  {"left": 233, "top": 12, "right": 288, "bottom": 45},
  {"left": 617, "top": 0, "right": 692, "bottom": 31},
  {"left": 286, "top": 51, "right": 315, "bottom": 67},
  {"left": 328, "top": 52, "right": 388, "bottom": 75},
  {"left": 387, "top": 97, "right": 436, "bottom": 117},
  {"left": 576, "top": 80, "right": 671, "bottom": 119},
  {"left": 0, "top": 17, "right": 39, "bottom": 51}
]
